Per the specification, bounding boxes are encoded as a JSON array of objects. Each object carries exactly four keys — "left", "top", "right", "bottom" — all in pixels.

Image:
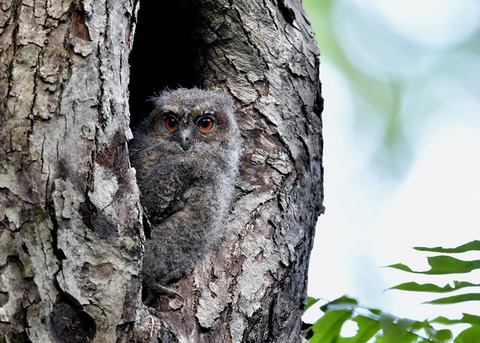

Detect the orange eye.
[
  {"left": 165, "top": 116, "right": 178, "bottom": 131},
  {"left": 198, "top": 117, "right": 214, "bottom": 132}
]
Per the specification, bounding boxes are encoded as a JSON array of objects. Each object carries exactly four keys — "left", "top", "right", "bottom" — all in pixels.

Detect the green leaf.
[
  {"left": 454, "top": 324, "right": 480, "bottom": 343},
  {"left": 379, "top": 313, "right": 419, "bottom": 343},
  {"left": 320, "top": 295, "right": 359, "bottom": 312},
  {"left": 422, "top": 323, "right": 453, "bottom": 342},
  {"left": 305, "top": 297, "right": 321, "bottom": 313},
  {"left": 431, "top": 329, "right": 453, "bottom": 342},
  {"left": 425, "top": 293, "right": 480, "bottom": 305},
  {"left": 387, "top": 263, "right": 415, "bottom": 273},
  {"left": 462, "top": 313, "right": 480, "bottom": 325},
  {"left": 415, "top": 241, "right": 480, "bottom": 253},
  {"left": 389, "top": 281, "right": 480, "bottom": 293},
  {"left": 425, "top": 256, "right": 480, "bottom": 274},
  {"left": 309, "top": 310, "right": 353, "bottom": 343},
  {"left": 432, "top": 313, "right": 480, "bottom": 326},
  {"left": 338, "top": 315, "right": 381, "bottom": 343},
  {"left": 388, "top": 256, "right": 480, "bottom": 275}
]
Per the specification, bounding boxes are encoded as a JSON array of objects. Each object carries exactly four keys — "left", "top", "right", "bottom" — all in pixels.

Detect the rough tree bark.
[
  {"left": 0, "top": 0, "right": 142, "bottom": 341},
  {"left": 0, "top": 0, "right": 323, "bottom": 342}
]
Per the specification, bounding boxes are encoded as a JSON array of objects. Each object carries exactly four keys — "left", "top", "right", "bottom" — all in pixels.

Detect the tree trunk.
[
  {"left": 0, "top": 0, "right": 142, "bottom": 341},
  {"left": 0, "top": 0, "right": 323, "bottom": 342}
]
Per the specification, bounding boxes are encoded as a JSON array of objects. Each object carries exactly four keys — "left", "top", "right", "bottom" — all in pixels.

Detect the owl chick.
[{"left": 129, "top": 88, "right": 241, "bottom": 304}]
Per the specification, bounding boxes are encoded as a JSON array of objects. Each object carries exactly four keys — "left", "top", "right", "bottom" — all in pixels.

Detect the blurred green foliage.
[
  {"left": 303, "top": 0, "right": 409, "bottom": 176},
  {"left": 303, "top": 0, "right": 480, "bottom": 177},
  {"left": 301, "top": 1, "right": 480, "bottom": 341},
  {"left": 301, "top": 2, "right": 480, "bottom": 341}
]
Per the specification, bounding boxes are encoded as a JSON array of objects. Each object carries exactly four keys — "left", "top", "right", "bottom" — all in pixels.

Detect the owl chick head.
[{"left": 143, "top": 88, "right": 238, "bottom": 152}]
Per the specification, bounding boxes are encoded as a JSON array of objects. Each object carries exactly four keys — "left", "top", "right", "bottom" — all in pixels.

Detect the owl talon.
[{"left": 144, "top": 284, "right": 184, "bottom": 311}]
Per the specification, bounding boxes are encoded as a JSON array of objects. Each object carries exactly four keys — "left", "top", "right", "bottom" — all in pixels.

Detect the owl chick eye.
[
  {"left": 164, "top": 115, "right": 178, "bottom": 131},
  {"left": 197, "top": 117, "right": 214, "bottom": 132}
]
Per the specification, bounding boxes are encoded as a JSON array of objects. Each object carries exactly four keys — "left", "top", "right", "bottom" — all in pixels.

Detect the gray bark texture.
[{"left": 0, "top": 0, "right": 323, "bottom": 342}]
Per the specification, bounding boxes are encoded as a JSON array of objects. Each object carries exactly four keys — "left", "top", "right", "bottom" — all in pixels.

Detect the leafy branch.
[{"left": 305, "top": 240, "right": 480, "bottom": 342}]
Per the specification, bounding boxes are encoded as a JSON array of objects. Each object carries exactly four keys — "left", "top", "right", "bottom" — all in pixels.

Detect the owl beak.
[
  {"left": 180, "top": 141, "right": 190, "bottom": 151},
  {"left": 180, "top": 129, "right": 192, "bottom": 151},
  {"left": 180, "top": 135, "right": 191, "bottom": 151}
]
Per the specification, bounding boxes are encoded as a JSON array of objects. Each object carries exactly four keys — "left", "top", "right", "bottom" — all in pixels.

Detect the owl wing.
[{"left": 138, "top": 161, "right": 193, "bottom": 224}]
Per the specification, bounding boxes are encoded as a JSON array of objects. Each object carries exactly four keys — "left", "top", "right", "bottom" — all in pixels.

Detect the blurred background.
[{"left": 303, "top": 0, "right": 480, "bottom": 324}]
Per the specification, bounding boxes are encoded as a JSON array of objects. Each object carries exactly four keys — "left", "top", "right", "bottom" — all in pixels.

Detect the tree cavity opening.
[{"left": 129, "top": 2, "right": 202, "bottom": 126}]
